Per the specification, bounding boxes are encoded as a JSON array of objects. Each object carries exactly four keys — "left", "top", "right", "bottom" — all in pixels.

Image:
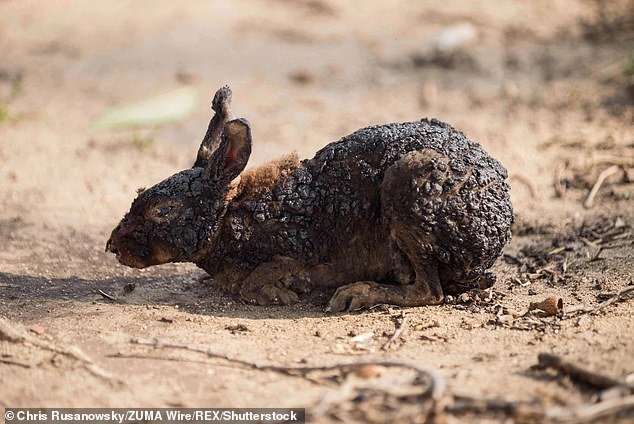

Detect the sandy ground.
[{"left": 0, "top": 0, "right": 633, "bottom": 422}]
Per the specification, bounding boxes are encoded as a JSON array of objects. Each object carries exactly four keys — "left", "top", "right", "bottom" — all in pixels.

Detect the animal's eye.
[{"left": 155, "top": 205, "right": 176, "bottom": 218}]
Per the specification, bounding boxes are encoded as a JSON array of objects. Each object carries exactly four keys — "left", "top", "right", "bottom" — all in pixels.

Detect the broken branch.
[
  {"left": 0, "top": 318, "right": 120, "bottom": 384},
  {"left": 381, "top": 311, "right": 408, "bottom": 351},
  {"left": 132, "top": 337, "right": 443, "bottom": 394},
  {"left": 97, "top": 289, "right": 117, "bottom": 301},
  {"left": 583, "top": 165, "right": 620, "bottom": 208},
  {"left": 0, "top": 358, "right": 32, "bottom": 368},
  {"left": 564, "top": 285, "right": 634, "bottom": 316},
  {"left": 537, "top": 352, "right": 632, "bottom": 391},
  {"left": 547, "top": 394, "right": 634, "bottom": 423}
]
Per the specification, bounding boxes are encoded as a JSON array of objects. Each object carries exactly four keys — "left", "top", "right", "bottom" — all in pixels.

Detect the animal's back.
[{"left": 305, "top": 118, "right": 513, "bottom": 287}]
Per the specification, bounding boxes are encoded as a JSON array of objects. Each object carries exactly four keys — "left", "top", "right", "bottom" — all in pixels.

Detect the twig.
[
  {"left": 448, "top": 394, "right": 542, "bottom": 418},
  {"left": 0, "top": 358, "right": 31, "bottom": 368},
  {"left": 110, "top": 352, "right": 229, "bottom": 365},
  {"left": 131, "top": 337, "right": 447, "bottom": 422},
  {"left": 110, "top": 351, "right": 326, "bottom": 385},
  {"left": 311, "top": 378, "right": 357, "bottom": 418},
  {"left": 537, "top": 352, "right": 633, "bottom": 391},
  {"left": 554, "top": 161, "right": 568, "bottom": 198},
  {"left": 0, "top": 318, "right": 120, "bottom": 384},
  {"left": 97, "top": 289, "right": 117, "bottom": 301},
  {"left": 131, "top": 337, "right": 444, "bottom": 391},
  {"left": 381, "top": 311, "right": 408, "bottom": 351},
  {"left": 127, "top": 337, "right": 634, "bottom": 422},
  {"left": 130, "top": 336, "right": 447, "bottom": 415},
  {"left": 563, "top": 285, "right": 634, "bottom": 316},
  {"left": 546, "top": 394, "right": 634, "bottom": 423},
  {"left": 583, "top": 165, "right": 620, "bottom": 208}
]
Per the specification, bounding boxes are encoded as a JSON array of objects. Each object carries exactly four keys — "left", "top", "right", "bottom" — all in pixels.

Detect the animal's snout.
[
  {"left": 106, "top": 240, "right": 116, "bottom": 253},
  {"left": 105, "top": 221, "right": 165, "bottom": 269},
  {"left": 105, "top": 220, "right": 135, "bottom": 253},
  {"left": 105, "top": 230, "right": 118, "bottom": 254},
  {"left": 106, "top": 221, "right": 133, "bottom": 254}
]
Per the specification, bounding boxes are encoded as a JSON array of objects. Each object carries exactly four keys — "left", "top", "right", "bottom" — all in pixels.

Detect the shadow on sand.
[{"left": 0, "top": 271, "right": 335, "bottom": 320}]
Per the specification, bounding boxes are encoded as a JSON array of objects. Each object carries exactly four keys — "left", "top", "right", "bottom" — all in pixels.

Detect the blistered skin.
[
  {"left": 197, "top": 119, "right": 513, "bottom": 297},
  {"left": 107, "top": 86, "right": 513, "bottom": 311}
]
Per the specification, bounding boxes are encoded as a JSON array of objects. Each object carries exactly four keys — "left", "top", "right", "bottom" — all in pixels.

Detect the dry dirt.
[{"left": 0, "top": 0, "right": 633, "bottom": 422}]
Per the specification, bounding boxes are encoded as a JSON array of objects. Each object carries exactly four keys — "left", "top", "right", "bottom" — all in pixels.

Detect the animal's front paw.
[
  {"left": 240, "top": 284, "right": 300, "bottom": 306},
  {"left": 326, "top": 281, "right": 382, "bottom": 312}
]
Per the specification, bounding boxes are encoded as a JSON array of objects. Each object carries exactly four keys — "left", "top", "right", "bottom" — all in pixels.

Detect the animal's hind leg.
[
  {"left": 389, "top": 226, "right": 445, "bottom": 304},
  {"left": 326, "top": 238, "right": 444, "bottom": 312},
  {"left": 325, "top": 260, "right": 443, "bottom": 312},
  {"left": 377, "top": 149, "right": 452, "bottom": 306},
  {"left": 327, "top": 150, "right": 453, "bottom": 312}
]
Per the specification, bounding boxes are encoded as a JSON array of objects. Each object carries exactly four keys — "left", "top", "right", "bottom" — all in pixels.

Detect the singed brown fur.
[{"left": 233, "top": 153, "right": 301, "bottom": 201}]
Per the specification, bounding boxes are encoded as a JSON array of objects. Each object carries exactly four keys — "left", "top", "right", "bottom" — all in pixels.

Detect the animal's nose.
[
  {"left": 106, "top": 223, "right": 128, "bottom": 254},
  {"left": 105, "top": 236, "right": 117, "bottom": 254}
]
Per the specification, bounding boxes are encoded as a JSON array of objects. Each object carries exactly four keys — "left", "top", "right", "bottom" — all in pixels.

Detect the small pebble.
[
  {"left": 459, "top": 292, "right": 471, "bottom": 303},
  {"left": 353, "top": 364, "right": 386, "bottom": 379}
]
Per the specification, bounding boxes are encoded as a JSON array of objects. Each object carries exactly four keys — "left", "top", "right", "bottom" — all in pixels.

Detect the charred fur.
[{"left": 107, "top": 86, "right": 514, "bottom": 311}]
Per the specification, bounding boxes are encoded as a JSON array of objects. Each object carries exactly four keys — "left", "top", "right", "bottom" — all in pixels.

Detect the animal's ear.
[
  {"left": 206, "top": 118, "right": 252, "bottom": 182},
  {"left": 194, "top": 85, "right": 232, "bottom": 168}
]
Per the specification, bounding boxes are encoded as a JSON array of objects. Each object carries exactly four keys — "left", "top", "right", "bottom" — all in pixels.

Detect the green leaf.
[{"left": 93, "top": 87, "right": 198, "bottom": 130}]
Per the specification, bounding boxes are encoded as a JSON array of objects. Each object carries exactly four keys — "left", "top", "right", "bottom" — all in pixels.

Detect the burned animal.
[{"left": 107, "top": 85, "right": 514, "bottom": 312}]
